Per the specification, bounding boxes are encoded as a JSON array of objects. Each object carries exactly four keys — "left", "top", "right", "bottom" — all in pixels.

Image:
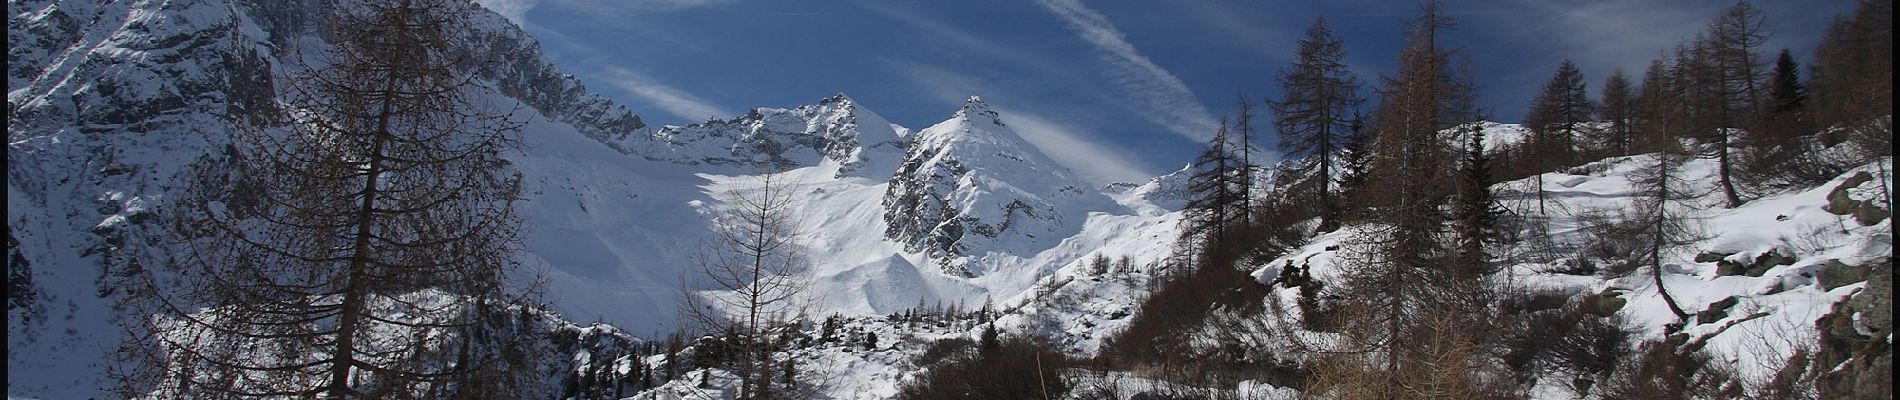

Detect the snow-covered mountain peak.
[
  {"left": 883, "top": 100, "right": 1124, "bottom": 276},
  {"left": 951, "top": 96, "right": 1005, "bottom": 126},
  {"left": 635, "top": 93, "right": 909, "bottom": 177},
  {"left": 1106, "top": 164, "right": 1195, "bottom": 216}
]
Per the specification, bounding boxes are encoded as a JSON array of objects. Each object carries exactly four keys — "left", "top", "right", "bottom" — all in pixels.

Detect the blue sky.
[{"left": 477, "top": 0, "right": 1854, "bottom": 185}]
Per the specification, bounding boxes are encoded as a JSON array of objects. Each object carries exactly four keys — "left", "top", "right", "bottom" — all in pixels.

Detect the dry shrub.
[
  {"left": 1300, "top": 313, "right": 1520, "bottom": 400},
  {"left": 1597, "top": 336, "right": 1743, "bottom": 400},
  {"left": 1501, "top": 303, "right": 1633, "bottom": 395},
  {"left": 897, "top": 337, "right": 1070, "bottom": 400}
]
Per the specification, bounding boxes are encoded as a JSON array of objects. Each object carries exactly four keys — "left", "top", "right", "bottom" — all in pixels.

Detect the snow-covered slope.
[
  {"left": 7, "top": 2, "right": 1189, "bottom": 397},
  {"left": 1105, "top": 164, "right": 1195, "bottom": 216},
  {"left": 673, "top": 98, "right": 1177, "bottom": 322},
  {"left": 5, "top": 0, "right": 639, "bottom": 397},
  {"left": 10, "top": 0, "right": 290, "bottom": 395},
  {"left": 883, "top": 97, "right": 1127, "bottom": 276},
  {"left": 635, "top": 93, "right": 910, "bottom": 177},
  {"left": 1252, "top": 152, "right": 1892, "bottom": 397}
]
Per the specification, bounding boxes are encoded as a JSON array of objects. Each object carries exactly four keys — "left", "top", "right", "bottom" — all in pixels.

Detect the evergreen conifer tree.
[
  {"left": 1451, "top": 127, "right": 1504, "bottom": 278},
  {"left": 1765, "top": 49, "right": 1812, "bottom": 138}
]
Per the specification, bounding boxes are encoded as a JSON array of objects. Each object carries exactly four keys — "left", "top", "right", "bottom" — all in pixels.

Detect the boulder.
[
  {"left": 1818, "top": 259, "right": 1872, "bottom": 291},
  {"left": 1825, "top": 171, "right": 1890, "bottom": 226},
  {"left": 1712, "top": 250, "right": 1797, "bottom": 277},
  {"left": 1697, "top": 296, "right": 1741, "bottom": 324},
  {"left": 1579, "top": 289, "right": 1627, "bottom": 318}
]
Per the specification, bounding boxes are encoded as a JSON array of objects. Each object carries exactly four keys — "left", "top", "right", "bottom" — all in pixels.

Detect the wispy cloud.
[
  {"left": 498, "top": 11, "right": 734, "bottom": 122},
  {"left": 1032, "top": 0, "right": 1218, "bottom": 140},
  {"left": 860, "top": 3, "right": 1068, "bottom": 75},
  {"left": 596, "top": 65, "right": 732, "bottom": 121},
  {"left": 1528, "top": 1, "right": 1709, "bottom": 75},
  {"left": 890, "top": 61, "right": 1154, "bottom": 184},
  {"left": 1000, "top": 110, "right": 1155, "bottom": 184},
  {"left": 1177, "top": 3, "right": 1297, "bottom": 60}
]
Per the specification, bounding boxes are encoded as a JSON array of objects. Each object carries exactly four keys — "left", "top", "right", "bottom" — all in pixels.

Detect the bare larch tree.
[
  {"left": 683, "top": 171, "right": 811, "bottom": 399},
  {"left": 1271, "top": 18, "right": 1365, "bottom": 231},
  {"left": 117, "top": 1, "right": 540, "bottom": 398}
]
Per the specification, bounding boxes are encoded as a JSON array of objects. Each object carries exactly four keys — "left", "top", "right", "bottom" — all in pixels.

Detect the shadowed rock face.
[
  {"left": 5, "top": 0, "right": 648, "bottom": 316},
  {"left": 1817, "top": 257, "right": 1892, "bottom": 400},
  {"left": 881, "top": 97, "right": 1118, "bottom": 276}
]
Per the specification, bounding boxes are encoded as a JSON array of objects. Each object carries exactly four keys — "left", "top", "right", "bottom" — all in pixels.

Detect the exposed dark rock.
[
  {"left": 1816, "top": 257, "right": 1893, "bottom": 399},
  {"left": 1697, "top": 296, "right": 1740, "bottom": 324},
  {"left": 1825, "top": 171, "right": 1890, "bottom": 226},
  {"left": 1711, "top": 250, "right": 1796, "bottom": 277},
  {"left": 1579, "top": 289, "right": 1627, "bottom": 318},
  {"left": 6, "top": 227, "right": 35, "bottom": 313},
  {"left": 1818, "top": 259, "right": 1872, "bottom": 290}
]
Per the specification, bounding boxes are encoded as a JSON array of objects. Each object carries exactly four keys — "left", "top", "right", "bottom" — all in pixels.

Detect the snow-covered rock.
[
  {"left": 1105, "top": 164, "right": 1194, "bottom": 216},
  {"left": 635, "top": 93, "right": 910, "bottom": 177},
  {"left": 5, "top": 0, "right": 642, "bottom": 397},
  {"left": 882, "top": 97, "right": 1124, "bottom": 276},
  {"left": 1253, "top": 152, "right": 1894, "bottom": 398}
]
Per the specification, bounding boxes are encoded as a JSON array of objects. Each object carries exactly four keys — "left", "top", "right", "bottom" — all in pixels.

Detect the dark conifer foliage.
[
  {"left": 1450, "top": 127, "right": 1505, "bottom": 278},
  {"left": 1271, "top": 18, "right": 1366, "bottom": 230},
  {"left": 1767, "top": 49, "right": 1811, "bottom": 135},
  {"left": 1333, "top": 115, "right": 1375, "bottom": 227},
  {"left": 1739, "top": 48, "right": 1834, "bottom": 192},
  {"left": 1810, "top": 0, "right": 1893, "bottom": 136}
]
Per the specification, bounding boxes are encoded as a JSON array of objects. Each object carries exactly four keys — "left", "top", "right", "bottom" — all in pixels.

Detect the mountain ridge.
[{"left": 7, "top": 2, "right": 1161, "bottom": 396}]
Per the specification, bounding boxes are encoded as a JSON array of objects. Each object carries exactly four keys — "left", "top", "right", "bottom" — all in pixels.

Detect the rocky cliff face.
[{"left": 882, "top": 97, "right": 1122, "bottom": 276}]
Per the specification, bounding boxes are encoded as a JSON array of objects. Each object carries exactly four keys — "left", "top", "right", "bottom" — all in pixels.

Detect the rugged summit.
[
  {"left": 635, "top": 93, "right": 910, "bottom": 176},
  {"left": 882, "top": 97, "right": 1123, "bottom": 275}
]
